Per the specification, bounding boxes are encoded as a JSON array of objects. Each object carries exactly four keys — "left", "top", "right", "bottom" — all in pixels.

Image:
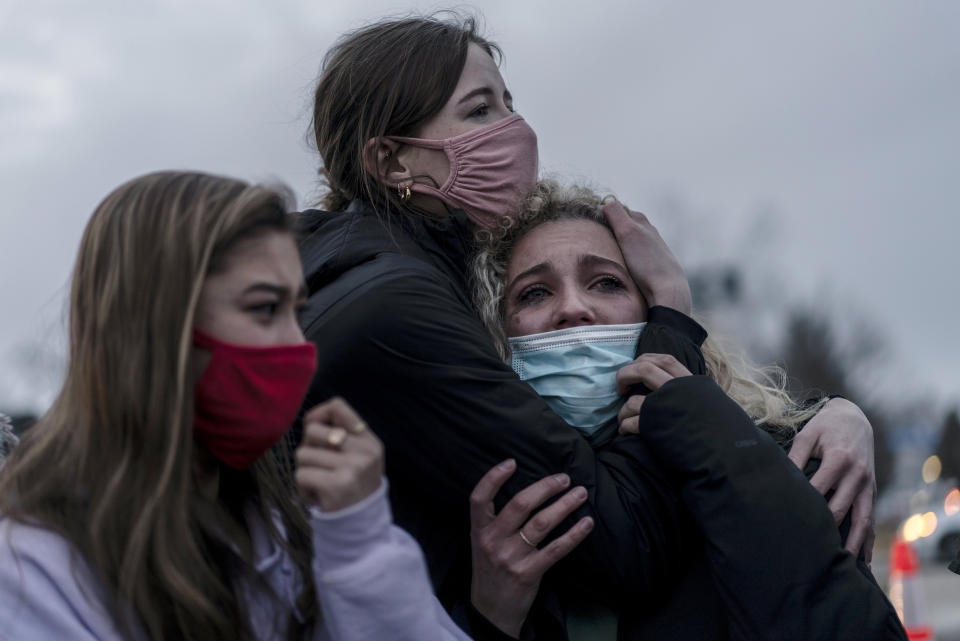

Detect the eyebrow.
[
  {"left": 243, "top": 282, "right": 309, "bottom": 300},
  {"left": 506, "top": 262, "right": 551, "bottom": 293},
  {"left": 457, "top": 86, "right": 514, "bottom": 107},
  {"left": 578, "top": 254, "right": 630, "bottom": 276},
  {"left": 457, "top": 87, "right": 494, "bottom": 106}
]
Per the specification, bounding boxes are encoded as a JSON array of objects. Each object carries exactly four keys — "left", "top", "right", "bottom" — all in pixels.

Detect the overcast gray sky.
[{"left": 1, "top": 0, "right": 957, "bottom": 415}]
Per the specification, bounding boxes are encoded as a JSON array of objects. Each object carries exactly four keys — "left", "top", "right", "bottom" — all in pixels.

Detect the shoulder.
[
  {"left": 297, "top": 204, "right": 443, "bottom": 282},
  {"left": 299, "top": 208, "right": 466, "bottom": 331},
  {"left": 0, "top": 518, "right": 121, "bottom": 638},
  {"left": 303, "top": 233, "right": 480, "bottom": 351},
  {"left": 1, "top": 517, "right": 78, "bottom": 580}
]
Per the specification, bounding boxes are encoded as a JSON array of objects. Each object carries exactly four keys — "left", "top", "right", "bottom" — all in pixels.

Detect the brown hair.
[
  {"left": 471, "top": 179, "right": 826, "bottom": 441},
  {"left": 311, "top": 12, "right": 499, "bottom": 213},
  {"left": 0, "top": 172, "right": 317, "bottom": 640}
]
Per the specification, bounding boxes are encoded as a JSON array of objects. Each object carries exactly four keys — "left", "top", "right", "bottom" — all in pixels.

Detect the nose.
[
  {"left": 551, "top": 289, "right": 597, "bottom": 330},
  {"left": 280, "top": 313, "right": 306, "bottom": 345}
]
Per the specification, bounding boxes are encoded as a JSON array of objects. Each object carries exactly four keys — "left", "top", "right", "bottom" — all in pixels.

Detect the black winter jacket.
[
  {"left": 297, "top": 202, "right": 905, "bottom": 641},
  {"left": 618, "top": 379, "right": 906, "bottom": 640}
]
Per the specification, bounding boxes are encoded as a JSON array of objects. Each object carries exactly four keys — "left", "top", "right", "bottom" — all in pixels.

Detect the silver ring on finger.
[
  {"left": 518, "top": 530, "right": 538, "bottom": 548},
  {"left": 348, "top": 421, "right": 368, "bottom": 435}
]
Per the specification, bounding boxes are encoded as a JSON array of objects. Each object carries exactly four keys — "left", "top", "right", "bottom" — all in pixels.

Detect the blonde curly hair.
[{"left": 470, "top": 179, "right": 824, "bottom": 442}]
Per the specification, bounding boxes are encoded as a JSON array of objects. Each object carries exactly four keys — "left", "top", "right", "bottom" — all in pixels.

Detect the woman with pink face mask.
[
  {"left": 299, "top": 13, "right": 879, "bottom": 639},
  {"left": 0, "top": 171, "right": 590, "bottom": 641}
]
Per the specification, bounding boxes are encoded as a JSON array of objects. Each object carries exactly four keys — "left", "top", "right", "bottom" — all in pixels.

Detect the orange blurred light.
[
  {"left": 903, "top": 514, "right": 924, "bottom": 542},
  {"left": 945, "top": 488, "right": 960, "bottom": 516},
  {"left": 921, "top": 455, "right": 942, "bottom": 484}
]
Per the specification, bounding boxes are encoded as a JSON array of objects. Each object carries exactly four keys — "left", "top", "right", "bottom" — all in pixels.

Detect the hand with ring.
[
  {"left": 295, "top": 397, "right": 383, "bottom": 512},
  {"left": 469, "top": 460, "right": 594, "bottom": 637}
]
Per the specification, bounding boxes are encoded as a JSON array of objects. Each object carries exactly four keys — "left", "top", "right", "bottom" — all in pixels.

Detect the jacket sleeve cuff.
[
  {"left": 631, "top": 307, "right": 708, "bottom": 394},
  {"left": 448, "top": 600, "right": 533, "bottom": 641},
  {"left": 309, "top": 479, "right": 391, "bottom": 568},
  {"left": 646, "top": 306, "right": 708, "bottom": 346},
  {"left": 466, "top": 602, "right": 531, "bottom": 641}
]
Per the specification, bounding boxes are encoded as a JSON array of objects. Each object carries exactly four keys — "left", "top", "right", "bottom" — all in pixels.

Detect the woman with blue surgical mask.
[
  {"left": 471, "top": 180, "right": 907, "bottom": 641},
  {"left": 497, "top": 211, "right": 651, "bottom": 446}
]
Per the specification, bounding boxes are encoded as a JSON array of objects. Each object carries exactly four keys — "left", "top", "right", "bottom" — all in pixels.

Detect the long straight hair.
[
  {"left": 471, "top": 180, "right": 826, "bottom": 441},
  {"left": 0, "top": 172, "right": 317, "bottom": 640}
]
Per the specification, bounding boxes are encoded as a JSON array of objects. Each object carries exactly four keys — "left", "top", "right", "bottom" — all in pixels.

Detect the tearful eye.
[{"left": 517, "top": 286, "right": 549, "bottom": 305}]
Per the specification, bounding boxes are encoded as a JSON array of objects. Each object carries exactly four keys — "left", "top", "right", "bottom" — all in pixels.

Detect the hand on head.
[{"left": 601, "top": 201, "right": 692, "bottom": 315}]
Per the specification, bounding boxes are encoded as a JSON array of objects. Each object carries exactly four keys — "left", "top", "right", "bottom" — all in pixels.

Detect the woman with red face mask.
[
  {"left": 299, "top": 13, "right": 880, "bottom": 640},
  {"left": 0, "top": 171, "right": 590, "bottom": 641}
]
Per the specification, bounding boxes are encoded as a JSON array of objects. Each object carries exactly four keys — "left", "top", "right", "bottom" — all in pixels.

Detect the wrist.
[
  {"left": 646, "top": 281, "right": 692, "bottom": 315},
  {"left": 470, "top": 590, "right": 524, "bottom": 638},
  {"left": 825, "top": 396, "right": 868, "bottom": 423}
]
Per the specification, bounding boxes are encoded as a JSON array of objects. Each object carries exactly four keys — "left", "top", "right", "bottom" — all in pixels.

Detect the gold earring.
[{"left": 397, "top": 183, "right": 411, "bottom": 203}]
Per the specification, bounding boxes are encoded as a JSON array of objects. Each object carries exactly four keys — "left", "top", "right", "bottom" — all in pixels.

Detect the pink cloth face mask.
[{"left": 389, "top": 114, "right": 538, "bottom": 229}]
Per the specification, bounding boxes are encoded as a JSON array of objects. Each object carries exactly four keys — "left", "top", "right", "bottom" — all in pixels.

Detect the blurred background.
[{"left": 2, "top": 0, "right": 957, "bottom": 636}]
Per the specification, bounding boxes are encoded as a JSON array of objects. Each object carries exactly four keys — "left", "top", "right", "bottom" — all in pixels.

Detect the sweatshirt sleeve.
[
  {"left": 302, "top": 268, "right": 695, "bottom": 606},
  {"left": 636, "top": 377, "right": 907, "bottom": 641},
  {"left": 0, "top": 521, "right": 122, "bottom": 641},
  {"left": 310, "top": 480, "right": 474, "bottom": 641}
]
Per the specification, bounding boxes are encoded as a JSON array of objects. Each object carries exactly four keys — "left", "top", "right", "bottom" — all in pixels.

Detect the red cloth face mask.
[
  {"left": 192, "top": 329, "right": 317, "bottom": 470},
  {"left": 389, "top": 114, "right": 539, "bottom": 229}
]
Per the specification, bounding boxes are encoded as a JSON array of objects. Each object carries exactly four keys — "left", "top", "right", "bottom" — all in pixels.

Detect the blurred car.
[{"left": 904, "top": 486, "right": 960, "bottom": 562}]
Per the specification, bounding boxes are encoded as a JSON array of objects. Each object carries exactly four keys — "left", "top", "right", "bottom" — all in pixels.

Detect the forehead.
[
  {"left": 509, "top": 219, "right": 622, "bottom": 271},
  {"left": 453, "top": 42, "right": 505, "bottom": 93},
  {"left": 212, "top": 230, "right": 302, "bottom": 287}
]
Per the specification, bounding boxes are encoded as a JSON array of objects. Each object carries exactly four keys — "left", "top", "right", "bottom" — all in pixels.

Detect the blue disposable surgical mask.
[{"left": 508, "top": 323, "right": 646, "bottom": 438}]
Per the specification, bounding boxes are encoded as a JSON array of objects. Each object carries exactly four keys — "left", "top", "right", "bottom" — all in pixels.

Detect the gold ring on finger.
[
  {"left": 326, "top": 427, "right": 348, "bottom": 449},
  {"left": 518, "top": 530, "right": 538, "bottom": 548},
  {"left": 348, "top": 421, "right": 368, "bottom": 435}
]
